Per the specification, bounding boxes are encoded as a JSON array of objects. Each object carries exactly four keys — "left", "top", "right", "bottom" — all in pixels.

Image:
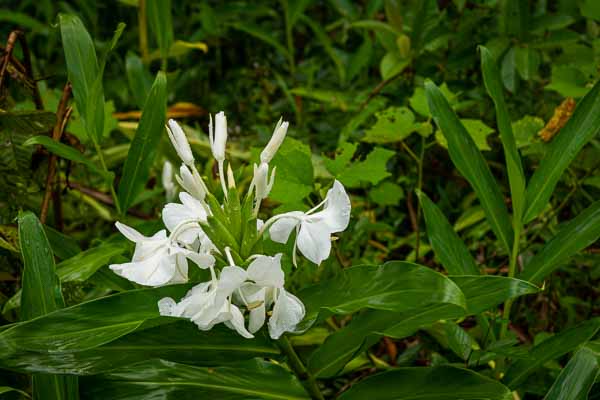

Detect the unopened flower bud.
[
  {"left": 260, "top": 118, "right": 288, "bottom": 164},
  {"left": 209, "top": 111, "right": 227, "bottom": 162},
  {"left": 176, "top": 164, "right": 206, "bottom": 201},
  {"left": 166, "top": 119, "right": 194, "bottom": 166}
]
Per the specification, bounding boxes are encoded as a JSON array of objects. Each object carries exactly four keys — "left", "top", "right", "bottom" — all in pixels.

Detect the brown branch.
[
  {"left": 0, "top": 31, "right": 19, "bottom": 92},
  {"left": 40, "top": 83, "right": 72, "bottom": 224},
  {"left": 358, "top": 72, "right": 404, "bottom": 112}
]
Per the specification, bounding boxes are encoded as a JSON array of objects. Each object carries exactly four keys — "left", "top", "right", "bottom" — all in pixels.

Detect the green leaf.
[
  {"left": 410, "top": 84, "right": 457, "bottom": 118},
  {"left": 514, "top": 46, "right": 540, "bottom": 81},
  {"left": 544, "top": 342, "right": 600, "bottom": 400},
  {"left": 480, "top": 46, "right": 526, "bottom": 225},
  {"left": 426, "top": 321, "right": 479, "bottom": 360},
  {"left": 18, "top": 211, "right": 78, "bottom": 399},
  {"left": 59, "top": 13, "right": 104, "bottom": 143},
  {"left": 147, "top": 0, "right": 174, "bottom": 64},
  {"left": 22, "top": 135, "right": 110, "bottom": 179},
  {"left": 4, "top": 242, "right": 126, "bottom": 313},
  {"left": 380, "top": 51, "right": 409, "bottom": 80},
  {"left": 425, "top": 81, "right": 513, "bottom": 252},
  {"left": 0, "top": 322, "right": 278, "bottom": 375},
  {"left": 545, "top": 66, "right": 591, "bottom": 98},
  {"left": 449, "top": 275, "right": 539, "bottom": 315},
  {"left": 504, "top": 318, "right": 600, "bottom": 388},
  {"left": 230, "top": 23, "right": 289, "bottom": 59},
  {"left": 512, "top": 115, "right": 544, "bottom": 148},
  {"left": 269, "top": 137, "right": 314, "bottom": 203},
  {"left": 369, "top": 181, "right": 404, "bottom": 206},
  {"left": 80, "top": 359, "right": 309, "bottom": 399},
  {"left": 501, "top": 47, "right": 518, "bottom": 93},
  {"left": 523, "top": 80, "right": 600, "bottom": 223},
  {"left": 417, "top": 190, "right": 480, "bottom": 275},
  {"left": 520, "top": 201, "right": 600, "bottom": 284},
  {"left": 338, "top": 366, "right": 512, "bottom": 400},
  {"left": 0, "top": 285, "right": 191, "bottom": 354},
  {"left": 0, "top": 386, "right": 31, "bottom": 398},
  {"left": 125, "top": 51, "right": 153, "bottom": 109},
  {"left": 297, "top": 261, "right": 466, "bottom": 332},
  {"left": 323, "top": 142, "right": 358, "bottom": 176},
  {"left": 435, "top": 119, "right": 494, "bottom": 151},
  {"left": 336, "top": 147, "right": 395, "bottom": 188},
  {"left": 362, "top": 106, "right": 416, "bottom": 143},
  {"left": 118, "top": 71, "right": 167, "bottom": 212},
  {"left": 308, "top": 274, "right": 537, "bottom": 377}
]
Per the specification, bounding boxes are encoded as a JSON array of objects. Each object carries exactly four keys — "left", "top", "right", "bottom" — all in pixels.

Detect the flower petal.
[
  {"left": 109, "top": 249, "right": 175, "bottom": 286},
  {"left": 247, "top": 254, "right": 284, "bottom": 288},
  {"left": 224, "top": 304, "right": 254, "bottom": 339},
  {"left": 269, "top": 212, "right": 303, "bottom": 243},
  {"left": 268, "top": 289, "right": 305, "bottom": 339},
  {"left": 115, "top": 221, "right": 146, "bottom": 243},
  {"left": 320, "top": 180, "right": 351, "bottom": 233},
  {"left": 296, "top": 220, "right": 332, "bottom": 265}
]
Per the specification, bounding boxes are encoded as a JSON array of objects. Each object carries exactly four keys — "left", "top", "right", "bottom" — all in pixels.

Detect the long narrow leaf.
[
  {"left": 18, "top": 212, "right": 78, "bottom": 399},
  {"left": 523, "top": 80, "right": 600, "bottom": 222},
  {"left": 146, "top": 0, "right": 173, "bottom": 64},
  {"left": 544, "top": 342, "right": 600, "bottom": 400},
  {"left": 117, "top": 71, "right": 167, "bottom": 211},
  {"left": 480, "top": 46, "right": 526, "bottom": 224},
  {"left": 520, "top": 200, "right": 600, "bottom": 284},
  {"left": 425, "top": 81, "right": 513, "bottom": 252},
  {"left": 417, "top": 190, "right": 479, "bottom": 275}
]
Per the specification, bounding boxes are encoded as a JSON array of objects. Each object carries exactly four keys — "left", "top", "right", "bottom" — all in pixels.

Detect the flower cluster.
[{"left": 110, "top": 114, "right": 351, "bottom": 339}]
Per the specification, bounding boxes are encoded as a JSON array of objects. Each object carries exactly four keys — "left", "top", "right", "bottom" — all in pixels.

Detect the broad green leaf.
[
  {"left": 581, "top": 0, "right": 600, "bottom": 20},
  {"left": 125, "top": 51, "right": 152, "bottom": 109},
  {"left": 435, "top": 119, "right": 494, "bottom": 151},
  {"left": 425, "top": 81, "right": 513, "bottom": 252},
  {"left": 269, "top": 137, "right": 314, "bottom": 203},
  {"left": 544, "top": 342, "right": 600, "bottom": 400},
  {"left": 417, "top": 190, "right": 480, "bottom": 275},
  {"left": 520, "top": 201, "right": 600, "bottom": 284},
  {"left": 308, "top": 303, "right": 465, "bottom": 378},
  {"left": 23, "top": 135, "right": 110, "bottom": 179},
  {"left": 147, "top": 0, "right": 174, "bottom": 64},
  {"left": 410, "top": 84, "right": 457, "bottom": 118},
  {"left": 308, "top": 274, "right": 538, "bottom": 377},
  {"left": 449, "top": 275, "right": 539, "bottom": 314},
  {"left": 297, "top": 261, "right": 466, "bottom": 332},
  {"left": 369, "top": 181, "right": 404, "bottom": 206},
  {"left": 512, "top": 115, "right": 544, "bottom": 148},
  {"left": 504, "top": 318, "right": 600, "bottom": 388},
  {"left": 523, "top": 80, "right": 600, "bottom": 223},
  {"left": 380, "top": 51, "right": 409, "bottom": 80},
  {"left": 338, "top": 366, "right": 512, "bottom": 400},
  {"left": 0, "top": 285, "right": 191, "bottom": 353},
  {"left": 18, "top": 211, "right": 78, "bottom": 399},
  {"left": 80, "top": 359, "right": 309, "bottom": 399},
  {"left": 0, "top": 322, "right": 278, "bottom": 375},
  {"left": 323, "top": 142, "right": 358, "bottom": 176},
  {"left": 501, "top": 47, "right": 518, "bottom": 93},
  {"left": 362, "top": 106, "right": 416, "bottom": 143},
  {"left": 59, "top": 14, "right": 104, "bottom": 143},
  {"left": 545, "top": 66, "right": 591, "bottom": 98},
  {"left": 336, "top": 147, "right": 394, "bottom": 188},
  {"left": 118, "top": 71, "right": 167, "bottom": 212},
  {"left": 426, "top": 321, "right": 479, "bottom": 360},
  {"left": 480, "top": 46, "right": 526, "bottom": 225}
]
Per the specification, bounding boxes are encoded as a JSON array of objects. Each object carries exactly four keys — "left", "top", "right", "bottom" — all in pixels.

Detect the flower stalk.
[{"left": 277, "top": 335, "right": 324, "bottom": 400}]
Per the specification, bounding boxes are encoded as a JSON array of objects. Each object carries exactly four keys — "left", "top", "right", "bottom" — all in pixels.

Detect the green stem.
[
  {"left": 414, "top": 136, "right": 426, "bottom": 261},
  {"left": 278, "top": 335, "right": 324, "bottom": 400},
  {"left": 499, "top": 224, "right": 521, "bottom": 340},
  {"left": 93, "top": 141, "right": 122, "bottom": 216}
]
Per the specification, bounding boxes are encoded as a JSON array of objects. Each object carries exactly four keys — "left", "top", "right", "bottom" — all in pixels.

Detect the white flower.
[
  {"left": 236, "top": 254, "right": 305, "bottom": 339},
  {"left": 167, "top": 119, "right": 194, "bottom": 166},
  {"left": 109, "top": 222, "right": 213, "bottom": 286},
  {"left": 162, "top": 161, "right": 176, "bottom": 202},
  {"left": 162, "top": 192, "right": 214, "bottom": 254},
  {"left": 268, "top": 180, "right": 351, "bottom": 265},
  {"left": 159, "top": 265, "right": 253, "bottom": 338},
  {"left": 209, "top": 111, "right": 227, "bottom": 162},
  {"left": 260, "top": 118, "right": 288, "bottom": 164},
  {"left": 176, "top": 164, "right": 206, "bottom": 201},
  {"left": 249, "top": 162, "right": 276, "bottom": 207}
]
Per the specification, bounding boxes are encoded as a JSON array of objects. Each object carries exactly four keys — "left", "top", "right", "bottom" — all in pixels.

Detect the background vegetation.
[{"left": 0, "top": 0, "right": 598, "bottom": 398}]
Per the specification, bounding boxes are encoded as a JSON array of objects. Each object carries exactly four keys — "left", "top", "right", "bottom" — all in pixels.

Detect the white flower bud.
[
  {"left": 166, "top": 119, "right": 194, "bottom": 166},
  {"left": 252, "top": 162, "right": 276, "bottom": 203},
  {"left": 209, "top": 111, "right": 227, "bottom": 162},
  {"left": 176, "top": 164, "right": 206, "bottom": 201},
  {"left": 260, "top": 118, "right": 288, "bottom": 163},
  {"left": 162, "top": 160, "right": 176, "bottom": 201}
]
